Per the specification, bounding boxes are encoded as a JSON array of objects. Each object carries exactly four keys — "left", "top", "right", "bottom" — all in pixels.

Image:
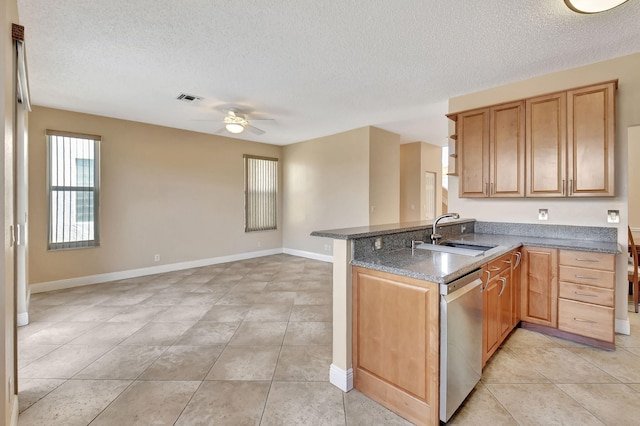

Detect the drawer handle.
[
  {"left": 489, "top": 266, "right": 501, "bottom": 272},
  {"left": 501, "top": 259, "right": 512, "bottom": 265},
  {"left": 574, "top": 275, "right": 597, "bottom": 280},
  {"left": 574, "top": 258, "right": 598, "bottom": 263},
  {"left": 498, "top": 277, "right": 507, "bottom": 297},
  {"left": 573, "top": 318, "right": 597, "bottom": 324},
  {"left": 574, "top": 292, "right": 597, "bottom": 297},
  {"left": 513, "top": 252, "right": 522, "bottom": 269}
]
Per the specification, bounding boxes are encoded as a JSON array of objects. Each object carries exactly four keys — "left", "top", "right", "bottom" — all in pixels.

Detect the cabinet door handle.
[
  {"left": 574, "top": 258, "right": 598, "bottom": 263},
  {"left": 574, "top": 275, "right": 597, "bottom": 280},
  {"left": 498, "top": 277, "right": 507, "bottom": 297},
  {"left": 482, "top": 270, "right": 491, "bottom": 291},
  {"left": 570, "top": 179, "right": 574, "bottom": 195},
  {"left": 574, "top": 292, "right": 597, "bottom": 297},
  {"left": 490, "top": 182, "right": 494, "bottom": 196},
  {"left": 573, "top": 318, "right": 597, "bottom": 324},
  {"left": 484, "top": 182, "right": 489, "bottom": 196},
  {"left": 513, "top": 252, "right": 522, "bottom": 269},
  {"left": 562, "top": 179, "right": 565, "bottom": 195}
]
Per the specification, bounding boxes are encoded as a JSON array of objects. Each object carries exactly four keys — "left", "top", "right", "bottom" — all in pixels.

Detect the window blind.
[
  {"left": 47, "top": 130, "right": 100, "bottom": 250},
  {"left": 244, "top": 155, "right": 278, "bottom": 232}
]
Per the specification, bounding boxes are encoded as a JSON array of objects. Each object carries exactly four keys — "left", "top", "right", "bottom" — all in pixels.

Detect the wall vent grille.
[{"left": 176, "top": 93, "right": 203, "bottom": 103}]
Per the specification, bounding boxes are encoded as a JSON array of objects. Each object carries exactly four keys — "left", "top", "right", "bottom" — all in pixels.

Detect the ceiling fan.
[{"left": 216, "top": 108, "right": 267, "bottom": 135}]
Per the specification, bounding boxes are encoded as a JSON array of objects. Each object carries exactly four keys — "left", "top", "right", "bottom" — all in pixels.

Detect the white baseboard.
[
  {"left": 616, "top": 318, "right": 631, "bottom": 335},
  {"left": 329, "top": 364, "right": 353, "bottom": 392},
  {"left": 30, "top": 248, "right": 283, "bottom": 293},
  {"left": 16, "top": 311, "right": 29, "bottom": 327},
  {"left": 283, "top": 248, "right": 333, "bottom": 263}
]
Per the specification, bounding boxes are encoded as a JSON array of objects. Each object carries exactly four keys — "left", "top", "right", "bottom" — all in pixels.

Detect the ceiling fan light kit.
[
  {"left": 225, "top": 123, "right": 245, "bottom": 134},
  {"left": 564, "top": 0, "right": 629, "bottom": 13}
]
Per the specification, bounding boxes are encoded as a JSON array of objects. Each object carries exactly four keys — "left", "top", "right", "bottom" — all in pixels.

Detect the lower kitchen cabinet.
[
  {"left": 557, "top": 250, "right": 616, "bottom": 348},
  {"left": 352, "top": 266, "right": 439, "bottom": 426},
  {"left": 520, "top": 246, "right": 558, "bottom": 328},
  {"left": 482, "top": 251, "right": 515, "bottom": 367}
]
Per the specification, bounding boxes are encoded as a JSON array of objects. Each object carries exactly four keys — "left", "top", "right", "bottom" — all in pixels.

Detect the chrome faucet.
[{"left": 431, "top": 213, "right": 460, "bottom": 244}]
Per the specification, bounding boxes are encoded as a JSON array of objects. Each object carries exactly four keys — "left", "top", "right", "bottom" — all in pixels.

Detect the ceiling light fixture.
[
  {"left": 564, "top": 0, "right": 629, "bottom": 13},
  {"left": 225, "top": 123, "right": 245, "bottom": 134}
]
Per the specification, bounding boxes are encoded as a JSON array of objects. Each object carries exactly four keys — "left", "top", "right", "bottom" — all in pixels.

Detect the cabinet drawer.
[
  {"left": 558, "top": 299, "right": 614, "bottom": 343},
  {"left": 486, "top": 253, "right": 513, "bottom": 276},
  {"left": 559, "top": 265, "right": 614, "bottom": 289},
  {"left": 559, "top": 250, "right": 615, "bottom": 271},
  {"left": 559, "top": 282, "right": 614, "bottom": 307}
]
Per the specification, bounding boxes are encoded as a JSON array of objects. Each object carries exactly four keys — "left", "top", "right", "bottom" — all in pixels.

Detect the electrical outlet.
[
  {"left": 154, "top": 254, "right": 160, "bottom": 262},
  {"left": 324, "top": 244, "right": 332, "bottom": 252},
  {"left": 607, "top": 210, "right": 620, "bottom": 223},
  {"left": 374, "top": 237, "right": 383, "bottom": 250},
  {"left": 257, "top": 241, "right": 262, "bottom": 248},
  {"left": 538, "top": 209, "right": 548, "bottom": 221}
]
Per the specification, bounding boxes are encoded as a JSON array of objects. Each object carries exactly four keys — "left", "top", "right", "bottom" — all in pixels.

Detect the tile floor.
[{"left": 16, "top": 254, "right": 640, "bottom": 425}]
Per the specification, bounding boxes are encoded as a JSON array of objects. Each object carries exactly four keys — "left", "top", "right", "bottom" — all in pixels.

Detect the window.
[
  {"left": 244, "top": 155, "right": 278, "bottom": 232},
  {"left": 47, "top": 130, "right": 100, "bottom": 250}
]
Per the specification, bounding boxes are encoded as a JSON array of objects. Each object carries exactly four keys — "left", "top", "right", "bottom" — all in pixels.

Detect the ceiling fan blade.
[
  {"left": 246, "top": 125, "right": 265, "bottom": 135},
  {"left": 214, "top": 127, "right": 226, "bottom": 134}
]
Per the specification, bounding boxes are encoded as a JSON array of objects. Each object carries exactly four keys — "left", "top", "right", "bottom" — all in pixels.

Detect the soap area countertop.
[
  {"left": 313, "top": 220, "right": 621, "bottom": 284},
  {"left": 352, "top": 232, "right": 620, "bottom": 284}
]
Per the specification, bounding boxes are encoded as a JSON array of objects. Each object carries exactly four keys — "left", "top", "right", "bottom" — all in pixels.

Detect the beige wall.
[
  {"left": 2, "top": 0, "right": 19, "bottom": 422},
  {"left": 448, "top": 53, "right": 640, "bottom": 323},
  {"left": 369, "top": 127, "right": 400, "bottom": 225},
  {"left": 421, "top": 142, "right": 443, "bottom": 220},
  {"left": 629, "top": 126, "right": 640, "bottom": 230},
  {"left": 28, "top": 107, "right": 283, "bottom": 284},
  {"left": 400, "top": 143, "right": 421, "bottom": 222},
  {"left": 282, "top": 127, "right": 370, "bottom": 255},
  {"left": 400, "top": 142, "right": 443, "bottom": 222}
]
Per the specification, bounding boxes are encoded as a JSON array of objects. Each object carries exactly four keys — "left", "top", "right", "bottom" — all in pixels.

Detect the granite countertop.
[
  {"left": 310, "top": 219, "right": 475, "bottom": 240},
  {"left": 351, "top": 233, "right": 621, "bottom": 284}
]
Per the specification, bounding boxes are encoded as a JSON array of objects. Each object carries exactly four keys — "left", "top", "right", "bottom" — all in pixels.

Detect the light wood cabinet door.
[
  {"left": 567, "top": 82, "right": 616, "bottom": 197},
  {"left": 490, "top": 101, "right": 525, "bottom": 197},
  {"left": 525, "top": 92, "right": 567, "bottom": 197},
  {"left": 482, "top": 275, "right": 500, "bottom": 367},
  {"left": 497, "top": 268, "right": 513, "bottom": 344},
  {"left": 458, "top": 108, "right": 490, "bottom": 198},
  {"left": 521, "top": 246, "right": 558, "bottom": 327},
  {"left": 352, "top": 267, "right": 439, "bottom": 426},
  {"left": 511, "top": 250, "right": 522, "bottom": 327}
]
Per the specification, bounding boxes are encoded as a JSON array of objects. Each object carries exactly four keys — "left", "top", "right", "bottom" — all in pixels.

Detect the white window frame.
[
  {"left": 244, "top": 155, "right": 278, "bottom": 232},
  {"left": 47, "top": 130, "right": 101, "bottom": 250}
]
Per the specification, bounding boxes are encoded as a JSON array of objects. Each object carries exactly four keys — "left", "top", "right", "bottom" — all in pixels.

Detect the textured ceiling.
[{"left": 17, "top": 0, "right": 640, "bottom": 146}]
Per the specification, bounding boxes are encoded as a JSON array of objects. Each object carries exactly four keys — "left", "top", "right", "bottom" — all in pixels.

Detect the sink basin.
[
  {"left": 414, "top": 241, "right": 497, "bottom": 257},
  {"left": 439, "top": 242, "right": 496, "bottom": 251}
]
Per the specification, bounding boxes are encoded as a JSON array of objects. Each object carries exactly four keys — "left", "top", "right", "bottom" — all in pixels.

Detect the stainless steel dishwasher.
[{"left": 439, "top": 269, "right": 483, "bottom": 423}]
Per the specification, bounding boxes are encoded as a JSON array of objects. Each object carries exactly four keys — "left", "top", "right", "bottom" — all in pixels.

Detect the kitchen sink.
[
  {"left": 439, "top": 242, "right": 496, "bottom": 251},
  {"left": 414, "top": 241, "right": 497, "bottom": 257}
]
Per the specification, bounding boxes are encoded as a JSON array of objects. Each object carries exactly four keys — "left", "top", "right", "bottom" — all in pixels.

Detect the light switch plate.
[
  {"left": 538, "top": 209, "right": 548, "bottom": 221},
  {"left": 607, "top": 210, "right": 620, "bottom": 223}
]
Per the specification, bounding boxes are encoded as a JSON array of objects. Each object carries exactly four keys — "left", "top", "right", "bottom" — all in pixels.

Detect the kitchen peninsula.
[{"left": 312, "top": 219, "right": 620, "bottom": 425}]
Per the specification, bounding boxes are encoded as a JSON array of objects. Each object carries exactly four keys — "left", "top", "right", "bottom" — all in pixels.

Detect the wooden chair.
[{"left": 629, "top": 227, "right": 639, "bottom": 313}]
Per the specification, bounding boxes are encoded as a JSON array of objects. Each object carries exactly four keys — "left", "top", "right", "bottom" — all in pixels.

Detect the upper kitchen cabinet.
[
  {"left": 567, "top": 82, "right": 616, "bottom": 197},
  {"left": 526, "top": 81, "right": 617, "bottom": 197},
  {"left": 450, "top": 80, "right": 616, "bottom": 199},
  {"left": 453, "top": 101, "right": 525, "bottom": 198},
  {"left": 525, "top": 92, "right": 567, "bottom": 197}
]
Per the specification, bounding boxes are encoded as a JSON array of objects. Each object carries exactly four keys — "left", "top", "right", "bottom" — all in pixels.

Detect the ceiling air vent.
[{"left": 176, "top": 93, "right": 203, "bottom": 103}]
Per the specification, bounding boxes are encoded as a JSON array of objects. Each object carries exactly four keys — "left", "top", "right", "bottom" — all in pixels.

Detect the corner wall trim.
[
  {"left": 283, "top": 248, "right": 333, "bottom": 263},
  {"left": 615, "top": 318, "right": 631, "bottom": 336},
  {"left": 10, "top": 393, "right": 18, "bottom": 426},
  {"left": 329, "top": 364, "right": 353, "bottom": 392},
  {"left": 29, "top": 248, "right": 283, "bottom": 294}
]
